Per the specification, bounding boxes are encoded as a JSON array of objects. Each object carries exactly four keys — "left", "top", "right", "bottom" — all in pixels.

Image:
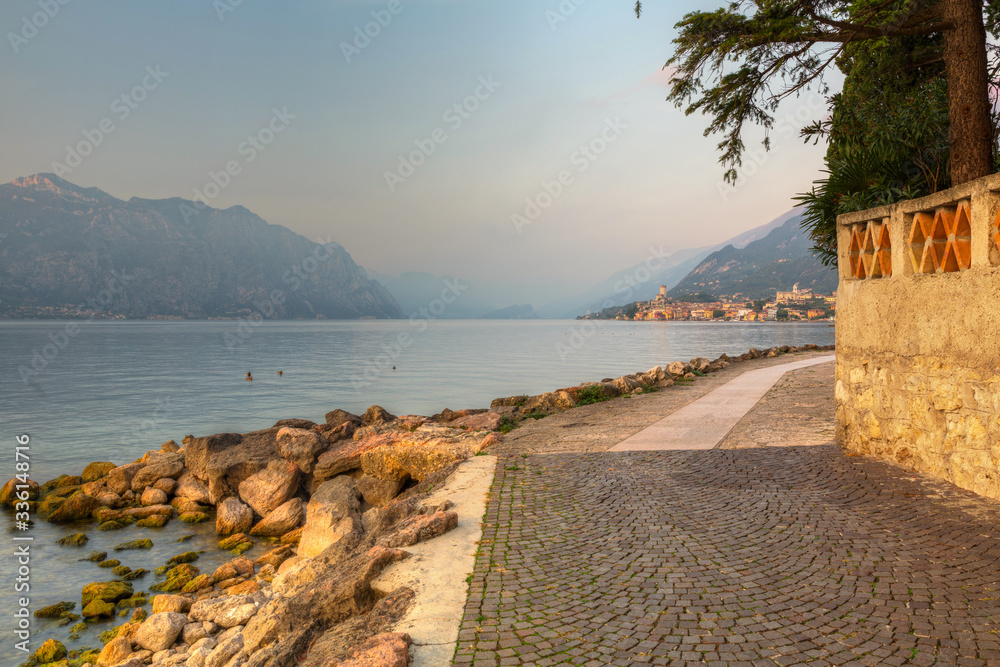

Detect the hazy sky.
[{"left": 0, "top": 0, "right": 831, "bottom": 307}]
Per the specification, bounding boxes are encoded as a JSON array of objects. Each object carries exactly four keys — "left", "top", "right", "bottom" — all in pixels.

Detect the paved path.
[
  {"left": 458, "top": 361, "right": 1000, "bottom": 666},
  {"left": 611, "top": 356, "right": 835, "bottom": 451}
]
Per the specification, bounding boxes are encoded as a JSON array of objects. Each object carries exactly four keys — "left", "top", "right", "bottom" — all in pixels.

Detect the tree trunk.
[{"left": 943, "top": 0, "right": 993, "bottom": 184}]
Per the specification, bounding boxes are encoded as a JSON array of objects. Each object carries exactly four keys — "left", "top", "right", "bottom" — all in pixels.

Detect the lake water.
[{"left": 0, "top": 319, "right": 833, "bottom": 655}]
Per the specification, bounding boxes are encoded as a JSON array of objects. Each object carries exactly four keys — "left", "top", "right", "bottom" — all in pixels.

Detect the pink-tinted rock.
[
  {"left": 237, "top": 459, "right": 301, "bottom": 517},
  {"left": 450, "top": 412, "right": 502, "bottom": 431}
]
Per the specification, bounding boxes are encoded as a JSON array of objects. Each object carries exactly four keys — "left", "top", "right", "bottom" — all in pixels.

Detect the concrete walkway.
[{"left": 611, "top": 355, "right": 835, "bottom": 451}]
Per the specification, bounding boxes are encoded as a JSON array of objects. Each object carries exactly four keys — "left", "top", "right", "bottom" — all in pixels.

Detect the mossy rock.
[
  {"left": 32, "top": 638, "right": 67, "bottom": 663},
  {"left": 120, "top": 568, "right": 148, "bottom": 581},
  {"left": 166, "top": 551, "right": 200, "bottom": 566},
  {"left": 97, "top": 521, "right": 125, "bottom": 531},
  {"left": 111, "top": 566, "right": 132, "bottom": 577},
  {"left": 116, "top": 593, "right": 147, "bottom": 608},
  {"left": 97, "top": 559, "right": 121, "bottom": 569},
  {"left": 68, "top": 622, "right": 88, "bottom": 639},
  {"left": 149, "top": 563, "right": 199, "bottom": 592},
  {"left": 178, "top": 512, "right": 210, "bottom": 524},
  {"left": 39, "top": 475, "right": 82, "bottom": 495},
  {"left": 81, "top": 462, "right": 116, "bottom": 483},
  {"left": 34, "top": 601, "right": 75, "bottom": 618},
  {"left": 81, "top": 580, "right": 132, "bottom": 607},
  {"left": 84, "top": 551, "right": 107, "bottom": 563},
  {"left": 56, "top": 533, "right": 88, "bottom": 547},
  {"left": 113, "top": 538, "right": 153, "bottom": 551},
  {"left": 94, "top": 508, "right": 123, "bottom": 523},
  {"left": 180, "top": 573, "right": 214, "bottom": 593},
  {"left": 154, "top": 564, "right": 171, "bottom": 576},
  {"left": 217, "top": 533, "right": 250, "bottom": 550},
  {"left": 61, "top": 612, "right": 80, "bottom": 622},
  {"left": 37, "top": 495, "right": 67, "bottom": 519},
  {"left": 229, "top": 542, "right": 253, "bottom": 556},
  {"left": 136, "top": 514, "right": 169, "bottom": 529},
  {"left": 81, "top": 598, "right": 115, "bottom": 619},
  {"left": 175, "top": 534, "right": 195, "bottom": 543},
  {"left": 99, "top": 621, "right": 137, "bottom": 644}
]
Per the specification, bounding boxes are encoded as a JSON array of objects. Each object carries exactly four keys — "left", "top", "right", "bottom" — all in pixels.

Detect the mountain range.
[
  {"left": 0, "top": 174, "right": 401, "bottom": 319},
  {"left": 667, "top": 212, "right": 838, "bottom": 299}
]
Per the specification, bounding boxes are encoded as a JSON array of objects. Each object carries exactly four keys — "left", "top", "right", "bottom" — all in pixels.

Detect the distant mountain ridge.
[
  {"left": 667, "top": 212, "right": 838, "bottom": 299},
  {"left": 544, "top": 208, "right": 804, "bottom": 318},
  {"left": 0, "top": 174, "right": 402, "bottom": 319}
]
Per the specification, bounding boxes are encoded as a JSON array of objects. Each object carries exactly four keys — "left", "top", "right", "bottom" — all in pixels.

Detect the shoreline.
[{"left": 7, "top": 341, "right": 834, "bottom": 667}]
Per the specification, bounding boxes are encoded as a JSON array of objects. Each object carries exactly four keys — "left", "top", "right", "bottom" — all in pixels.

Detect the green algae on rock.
[
  {"left": 56, "top": 532, "right": 88, "bottom": 547},
  {"left": 113, "top": 538, "right": 152, "bottom": 551}
]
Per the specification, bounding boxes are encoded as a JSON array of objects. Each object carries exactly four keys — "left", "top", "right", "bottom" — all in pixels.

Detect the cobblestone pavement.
[{"left": 457, "top": 447, "right": 1000, "bottom": 666}]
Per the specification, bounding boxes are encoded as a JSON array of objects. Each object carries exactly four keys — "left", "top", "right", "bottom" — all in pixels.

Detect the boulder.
[
  {"left": 325, "top": 409, "right": 363, "bottom": 429},
  {"left": 450, "top": 411, "right": 502, "bottom": 431},
  {"left": 355, "top": 474, "right": 406, "bottom": 507},
  {"left": 315, "top": 430, "right": 472, "bottom": 488},
  {"left": 141, "top": 487, "right": 169, "bottom": 506},
  {"left": 216, "top": 497, "right": 254, "bottom": 535},
  {"left": 237, "top": 459, "right": 301, "bottom": 517},
  {"left": 96, "top": 634, "right": 132, "bottom": 666},
  {"left": 134, "top": 611, "right": 187, "bottom": 652},
  {"left": 82, "top": 462, "right": 116, "bottom": 483},
  {"left": 184, "top": 429, "right": 281, "bottom": 504},
  {"left": 335, "top": 632, "right": 411, "bottom": 667},
  {"left": 249, "top": 498, "right": 305, "bottom": 537},
  {"left": 490, "top": 395, "right": 527, "bottom": 409},
  {"left": 96, "top": 491, "right": 123, "bottom": 508},
  {"left": 153, "top": 477, "right": 177, "bottom": 494},
  {"left": 125, "top": 504, "right": 174, "bottom": 519},
  {"left": 0, "top": 477, "right": 39, "bottom": 507},
  {"left": 171, "top": 496, "right": 206, "bottom": 515},
  {"left": 610, "top": 375, "right": 642, "bottom": 395},
  {"left": 214, "top": 600, "right": 258, "bottom": 629},
  {"left": 254, "top": 544, "right": 294, "bottom": 569},
  {"left": 131, "top": 454, "right": 185, "bottom": 492},
  {"left": 82, "top": 580, "right": 133, "bottom": 607},
  {"left": 205, "top": 632, "right": 243, "bottom": 667},
  {"left": 182, "top": 622, "right": 207, "bottom": 645},
  {"left": 665, "top": 361, "right": 687, "bottom": 377},
  {"left": 519, "top": 390, "right": 575, "bottom": 414},
  {"left": 151, "top": 594, "right": 191, "bottom": 614},
  {"left": 48, "top": 493, "right": 100, "bottom": 523},
  {"left": 105, "top": 463, "right": 144, "bottom": 495},
  {"left": 298, "top": 477, "right": 363, "bottom": 559},
  {"left": 690, "top": 357, "right": 711, "bottom": 373},
  {"left": 380, "top": 511, "right": 459, "bottom": 548},
  {"left": 180, "top": 512, "right": 210, "bottom": 524},
  {"left": 174, "top": 472, "right": 212, "bottom": 504},
  {"left": 276, "top": 427, "right": 328, "bottom": 474},
  {"left": 32, "top": 638, "right": 67, "bottom": 664},
  {"left": 82, "top": 598, "right": 116, "bottom": 618},
  {"left": 161, "top": 439, "right": 181, "bottom": 453},
  {"left": 363, "top": 405, "right": 396, "bottom": 425},
  {"left": 273, "top": 418, "right": 317, "bottom": 429},
  {"left": 56, "top": 532, "right": 88, "bottom": 546}
]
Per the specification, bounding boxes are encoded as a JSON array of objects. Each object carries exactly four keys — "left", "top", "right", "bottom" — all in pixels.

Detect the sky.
[{"left": 0, "top": 0, "right": 832, "bottom": 308}]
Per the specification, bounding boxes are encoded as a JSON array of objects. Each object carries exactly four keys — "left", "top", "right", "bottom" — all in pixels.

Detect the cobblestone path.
[{"left": 457, "top": 447, "right": 1000, "bottom": 666}]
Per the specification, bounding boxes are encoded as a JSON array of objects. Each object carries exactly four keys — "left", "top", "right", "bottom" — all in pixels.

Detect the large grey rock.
[
  {"left": 237, "top": 459, "right": 301, "bottom": 517},
  {"left": 298, "top": 477, "right": 362, "bottom": 559},
  {"left": 275, "top": 427, "right": 327, "bottom": 474},
  {"left": 216, "top": 497, "right": 254, "bottom": 535},
  {"left": 183, "top": 429, "right": 281, "bottom": 505},
  {"left": 249, "top": 498, "right": 304, "bottom": 537},
  {"left": 134, "top": 611, "right": 187, "bottom": 652}
]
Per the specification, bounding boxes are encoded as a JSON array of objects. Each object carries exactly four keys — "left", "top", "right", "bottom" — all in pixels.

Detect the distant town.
[{"left": 580, "top": 284, "right": 836, "bottom": 322}]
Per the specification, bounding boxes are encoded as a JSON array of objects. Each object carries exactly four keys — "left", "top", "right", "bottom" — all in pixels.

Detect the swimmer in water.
[{"left": 246, "top": 372, "right": 253, "bottom": 381}]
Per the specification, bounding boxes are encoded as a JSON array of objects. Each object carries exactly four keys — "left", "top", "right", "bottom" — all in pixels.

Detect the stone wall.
[{"left": 835, "top": 172, "right": 1000, "bottom": 501}]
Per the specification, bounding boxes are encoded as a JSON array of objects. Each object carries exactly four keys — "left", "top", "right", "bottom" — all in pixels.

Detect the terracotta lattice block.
[
  {"left": 848, "top": 225, "right": 863, "bottom": 279},
  {"left": 941, "top": 200, "right": 972, "bottom": 272},
  {"left": 909, "top": 212, "right": 933, "bottom": 273},
  {"left": 875, "top": 220, "right": 892, "bottom": 277},
  {"left": 994, "top": 206, "right": 1000, "bottom": 256},
  {"left": 860, "top": 222, "right": 877, "bottom": 277}
]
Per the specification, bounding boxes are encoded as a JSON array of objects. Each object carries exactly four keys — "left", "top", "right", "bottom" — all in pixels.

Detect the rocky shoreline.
[{"left": 4, "top": 343, "right": 833, "bottom": 667}]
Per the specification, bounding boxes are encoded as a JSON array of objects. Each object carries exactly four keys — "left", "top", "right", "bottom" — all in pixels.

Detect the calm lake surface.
[
  {"left": 1, "top": 320, "right": 834, "bottom": 479},
  {"left": 0, "top": 319, "right": 833, "bottom": 654}
]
